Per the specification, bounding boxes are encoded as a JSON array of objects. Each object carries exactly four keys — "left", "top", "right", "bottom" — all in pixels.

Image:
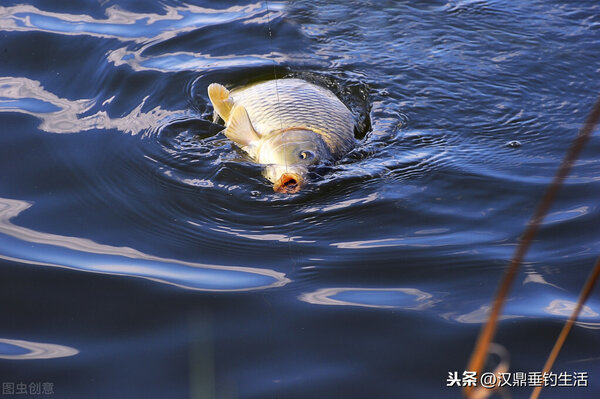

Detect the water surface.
[{"left": 1, "top": 0, "right": 599, "bottom": 398}]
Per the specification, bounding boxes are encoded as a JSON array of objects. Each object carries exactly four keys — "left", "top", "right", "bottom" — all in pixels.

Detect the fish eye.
[{"left": 299, "top": 150, "right": 315, "bottom": 160}]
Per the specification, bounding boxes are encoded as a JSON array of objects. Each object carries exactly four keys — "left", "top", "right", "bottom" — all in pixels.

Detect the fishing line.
[
  {"left": 464, "top": 94, "right": 600, "bottom": 398},
  {"left": 264, "top": 0, "right": 298, "bottom": 274},
  {"left": 264, "top": 0, "right": 287, "bottom": 173}
]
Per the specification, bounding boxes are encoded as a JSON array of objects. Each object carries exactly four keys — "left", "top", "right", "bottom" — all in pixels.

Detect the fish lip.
[{"left": 273, "top": 172, "right": 304, "bottom": 194}]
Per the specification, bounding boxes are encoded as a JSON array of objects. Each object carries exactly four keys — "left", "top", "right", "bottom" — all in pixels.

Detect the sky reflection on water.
[
  {"left": 300, "top": 287, "right": 436, "bottom": 310},
  {"left": 0, "top": 197, "right": 289, "bottom": 291},
  {"left": 0, "top": 3, "right": 282, "bottom": 41},
  {"left": 0, "top": 3, "right": 287, "bottom": 72},
  {"left": 0, "top": 337, "right": 78, "bottom": 360},
  {"left": 0, "top": 77, "right": 184, "bottom": 135}
]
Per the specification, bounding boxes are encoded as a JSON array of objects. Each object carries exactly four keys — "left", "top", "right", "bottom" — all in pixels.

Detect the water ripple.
[
  {"left": 0, "top": 3, "right": 280, "bottom": 42},
  {"left": 0, "top": 198, "right": 289, "bottom": 291},
  {"left": 0, "top": 337, "right": 78, "bottom": 360},
  {"left": 0, "top": 77, "right": 185, "bottom": 135},
  {"left": 445, "top": 293, "right": 600, "bottom": 329},
  {"left": 299, "top": 287, "right": 436, "bottom": 310}
]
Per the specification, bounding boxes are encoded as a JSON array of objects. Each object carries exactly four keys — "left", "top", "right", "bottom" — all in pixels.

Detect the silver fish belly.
[{"left": 208, "top": 78, "right": 356, "bottom": 193}]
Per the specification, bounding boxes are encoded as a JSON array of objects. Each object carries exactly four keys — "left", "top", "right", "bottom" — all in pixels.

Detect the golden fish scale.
[{"left": 230, "top": 79, "right": 355, "bottom": 156}]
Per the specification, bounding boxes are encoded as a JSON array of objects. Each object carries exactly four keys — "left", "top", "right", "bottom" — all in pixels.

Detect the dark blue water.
[{"left": 1, "top": 1, "right": 599, "bottom": 398}]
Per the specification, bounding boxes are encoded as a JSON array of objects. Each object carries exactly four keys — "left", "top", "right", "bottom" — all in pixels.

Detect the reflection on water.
[
  {"left": 209, "top": 223, "right": 316, "bottom": 243},
  {"left": 109, "top": 51, "right": 284, "bottom": 72},
  {"left": 0, "top": 198, "right": 289, "bottom": 291},
  {"left": 303, "top": 286, "right": 600, "bottom": 330},
  {"left": 0, "top": 3, "right": 287, "bottom": 73},
  {"left": 0, "top": 77, "right": 183, "bottom": 135},
  {"left": 446, "top": 304, "right": 523, "bottom": 324},
  {"left": 0, "top": 3, "right": 282, "bottom": 41},
  {"left": 0, "top": 337, "right": 78, "bottom": 360},
  {"left": 545, "top": 299, "right": 598, "bottom": 318},
  {"left": 331, "top": 230, "right": 500, "bottom": 249},
  {"left": 301, "top": 193, "right": 379, "bottom": 213},
  {"left": 1, "top": 0, "right": 599, "bottom": 396},
  {"left": 522, "top": 271, "right": 562, "bottom": 289},
  {"left": 300, "top": 287, "right": 435, "bottom": 310},
  {"left": 446, "top": 296, "right": 600, "bottom": 328},
  {"left": 542, "top": 206, "right": 590, "bottom": 225}
]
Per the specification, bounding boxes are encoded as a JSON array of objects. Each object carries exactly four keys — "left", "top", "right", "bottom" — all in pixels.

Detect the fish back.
[{"left": 230, "top": 79, "right": 355, "bottom": 157}]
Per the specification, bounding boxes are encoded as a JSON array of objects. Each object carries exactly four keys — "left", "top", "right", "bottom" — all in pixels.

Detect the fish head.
[{"left": 258, "top": 129, "right": 331, "bottom": 193}]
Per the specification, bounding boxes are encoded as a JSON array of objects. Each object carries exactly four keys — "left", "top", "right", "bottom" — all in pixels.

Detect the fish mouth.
[{"left": 273, "top": 173, "right": 304, "bottom": 194}]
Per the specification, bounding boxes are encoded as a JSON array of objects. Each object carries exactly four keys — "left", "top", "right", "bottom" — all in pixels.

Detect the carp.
[{"left": 208, "top": 78, "right": 355, "bottom": 193}]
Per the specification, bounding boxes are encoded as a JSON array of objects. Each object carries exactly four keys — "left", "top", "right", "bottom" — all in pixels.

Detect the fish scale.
[{"left": 229, "top": 78, "right": 355, "bottom": 156}]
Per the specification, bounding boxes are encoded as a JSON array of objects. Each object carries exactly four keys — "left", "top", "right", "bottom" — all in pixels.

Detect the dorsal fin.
[
  {"left": 224, "top": 104, "right": 260, "bottom": 146},
  {"left": 207, "top": 83, "right": 234, "bottom": 122}
]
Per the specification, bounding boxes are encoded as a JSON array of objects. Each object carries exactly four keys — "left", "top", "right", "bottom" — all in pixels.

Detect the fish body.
[{"left": 208, "top": 78, "right": 355, "bottom": 193}]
